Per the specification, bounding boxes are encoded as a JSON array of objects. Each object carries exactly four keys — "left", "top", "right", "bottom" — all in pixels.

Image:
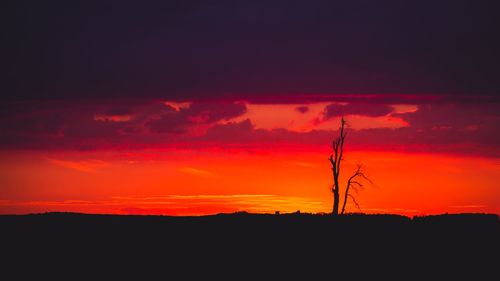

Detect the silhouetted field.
[{"left": 1, "top": 212, "right": 498, "bottom": 278}]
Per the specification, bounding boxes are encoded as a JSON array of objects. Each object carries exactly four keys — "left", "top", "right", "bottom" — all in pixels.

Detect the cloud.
[
  {"left": 147, "top": 102, "right": 246, "bottom": 133},
  {"left": 146, "top": 111, "right": 190, "bottom": 134},
  {"left": 295, "top": 106, "right": 309, "bottom": 113},
  {"left": 93, "top": 115, "right": 132, "bottom": 122},
  {"left": 1, "top": 99, "right": 499, "bottom": 157},
  {"left": 203, "top": 119, "right": 255, "bottom": 142},
  {"left": 104, "top": 107, "right": 133, "bottom": 116},
  {"left": 186, "top": 102, "right": 247, "bottom": 123},
  {"left": 450, "top": 205, "right": 486, "bottom": 209},
  {"left": 46, "top": 158, "right": 108, "bottom": 173},
  {"left": 286, "top": 161, "right": 317, "bottom": 168},
  {"left": 361, "top": 208, "right": 420, "bottom": 214},
  {"left": 164, "top": 102, "right": 191, "bottom": 112},
  {"left": 0, "top": 100, "right": 248, "bottom": 149},
  {"left": 323, "top": 103, "right": 393, "bottom": 119},
  {"left": 179, "top": 167, "right": 217, "bottom": 178}
]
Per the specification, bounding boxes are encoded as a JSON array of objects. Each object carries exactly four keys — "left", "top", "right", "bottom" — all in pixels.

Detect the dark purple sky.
[{"left": 2, "top": 0, "right": 500, "bottom": 101}]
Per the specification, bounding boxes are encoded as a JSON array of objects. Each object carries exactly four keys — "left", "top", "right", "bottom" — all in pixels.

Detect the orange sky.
[
  {"left": 1, "top": 100, "right": 499, "bottom": 216},
  {"left": 1, "top": 148, "right": 499, "bottom": 216}
]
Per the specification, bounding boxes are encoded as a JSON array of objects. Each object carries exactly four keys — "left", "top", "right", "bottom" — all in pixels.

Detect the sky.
[{"left": 1, "top": 0, "right": 500, "bottom": 216}]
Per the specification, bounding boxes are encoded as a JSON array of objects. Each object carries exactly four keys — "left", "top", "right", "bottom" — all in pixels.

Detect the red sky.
[{"left": 1, "top": 97, "right": 499, "bottom": 216}]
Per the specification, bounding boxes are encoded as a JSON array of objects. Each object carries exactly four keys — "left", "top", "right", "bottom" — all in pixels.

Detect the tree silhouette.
[{"left": 329, "top": 117, "right": 372, "bottom": 215}]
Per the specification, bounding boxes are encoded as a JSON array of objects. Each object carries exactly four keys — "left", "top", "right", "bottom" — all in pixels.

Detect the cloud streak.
[
  {"left": 46, "top": 158, "right": 108, "bottom": 173},
  {"left": 179, "top": 167, "right": 217, "bottom": 178}
]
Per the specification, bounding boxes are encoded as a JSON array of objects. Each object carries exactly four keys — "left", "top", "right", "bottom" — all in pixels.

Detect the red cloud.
[
  {"left": 323, "top": 103, "right": 393, "bottom": 119},
  {"left": 147, "top": 102, "right": 246, "bottom": 133},
  {"left": 295, "top": 106, "right": 309, "bottom": 113},
  {"left": 0, "top": 99, "right": 499, "bottom": 157}
]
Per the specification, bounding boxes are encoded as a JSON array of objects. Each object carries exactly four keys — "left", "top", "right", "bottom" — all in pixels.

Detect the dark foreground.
[{"left": 2, "top": 212, "right": 499, "bottom": 278}]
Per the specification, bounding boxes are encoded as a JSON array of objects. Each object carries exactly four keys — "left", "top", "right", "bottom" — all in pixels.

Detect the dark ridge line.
[{"left": 1, "top": 211, "right": 498, "bottom": 222}]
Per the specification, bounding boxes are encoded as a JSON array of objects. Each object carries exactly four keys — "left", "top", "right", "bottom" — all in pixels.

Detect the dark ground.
[{"left": 1, "top": 212, "right": 499, "bottom": 279}]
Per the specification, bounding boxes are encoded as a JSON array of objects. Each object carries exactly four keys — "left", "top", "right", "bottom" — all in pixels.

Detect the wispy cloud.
[
  {"left": 361, "top": 207, "right": 420, "bottom": 214},
  {"left": 179, "top": 167, "right": 217, "bottom": 178},
  {"left": 93, "top": 114, "right": 132, "bottom": 122},
  {"left": 45, "top": 158, "right": 108, "bottom": 173},
  {"left": 450, "top": 205, "right": 486, "bottom": 209},
  {"left": 285, "top": 161, "right": 318, "bottom": 168},
  {"left": 113, "top": 194, "right": 274, "bottom": 200},
  {"left": 164, "top": 101, "right": 192, "bottom": 111}
]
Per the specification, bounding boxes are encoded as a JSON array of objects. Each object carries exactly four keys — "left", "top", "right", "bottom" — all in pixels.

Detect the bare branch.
[
  {"left": 360, "top": 173, "right": 373, "bottom": 185},
  {"left": 348, "top": 194, "right": 361, "bottom": 211},
  {"left": 350, "top": 182, "right": 362, "bottom": 194},
  {"left": 340, "top": 163, "right": 373, "bottom": 214},
  {"left": 350, "top": 181, "right": 362, "bottom": 187}
]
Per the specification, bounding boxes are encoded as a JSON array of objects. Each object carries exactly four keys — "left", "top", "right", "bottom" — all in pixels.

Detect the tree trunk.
[
  {"left": 330, "top": 117, "right": 345, "bottom": 216},
  {"left": 341, "top": 187, "right": 349, "bottom": 215},
  {"left": 332, "top": 191, "right": 339, "bottom": 215}
]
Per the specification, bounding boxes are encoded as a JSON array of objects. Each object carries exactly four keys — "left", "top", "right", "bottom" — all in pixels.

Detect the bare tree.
[{"left": 329, "top": 117, "right": 371, "bottom": 215}]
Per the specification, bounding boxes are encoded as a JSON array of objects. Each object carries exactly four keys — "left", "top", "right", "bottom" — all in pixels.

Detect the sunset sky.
[{"left": 1, "top": 1, "right": 499, "bottom": 216}]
